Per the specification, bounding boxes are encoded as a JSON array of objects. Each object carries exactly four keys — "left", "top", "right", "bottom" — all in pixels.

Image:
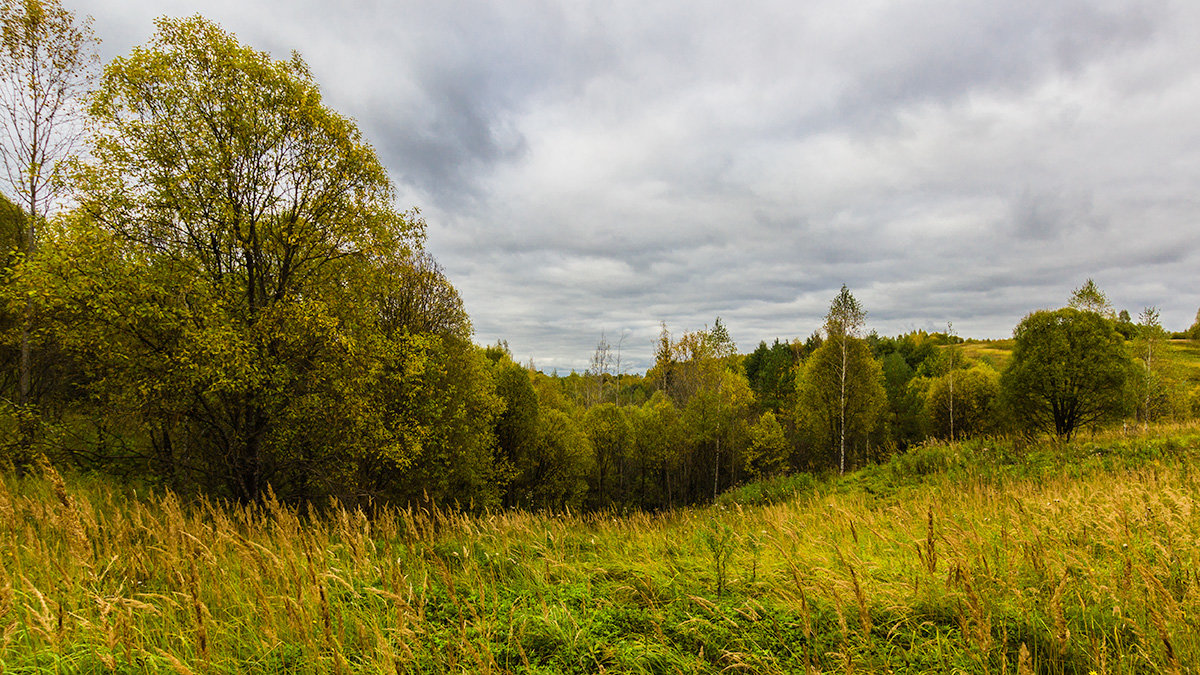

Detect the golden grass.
[{"left": 2, "top": 426, "right": 1200, "bottom": 672}]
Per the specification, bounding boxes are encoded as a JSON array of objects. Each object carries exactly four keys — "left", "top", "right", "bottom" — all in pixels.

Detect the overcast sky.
[{"left": 73, "top": 0, "right": 1200, "bottom": 372}]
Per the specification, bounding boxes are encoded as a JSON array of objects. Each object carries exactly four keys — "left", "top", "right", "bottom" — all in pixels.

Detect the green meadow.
[{"left": 4, "top": 424, "right": 1200, "bottom": 674}]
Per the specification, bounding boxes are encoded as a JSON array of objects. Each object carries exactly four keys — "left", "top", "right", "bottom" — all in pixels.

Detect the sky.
[{"left": 72, "top": 0, "right": 1200, "bottom": 372}]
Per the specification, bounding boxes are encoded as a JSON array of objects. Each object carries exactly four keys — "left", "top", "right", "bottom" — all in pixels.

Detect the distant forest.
[{"left": 3, "top": 3, "right": 1200, "bottom": 512}]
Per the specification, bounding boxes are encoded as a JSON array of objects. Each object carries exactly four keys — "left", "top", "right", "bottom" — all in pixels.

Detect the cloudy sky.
[{"left": 74, "top": 0, "right": 1200, "bottom": 372}]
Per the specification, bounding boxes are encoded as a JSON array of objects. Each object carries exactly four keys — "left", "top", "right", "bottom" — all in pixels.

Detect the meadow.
[{"left": 4, "top": 425, "right": 1200, "bottom": 673}]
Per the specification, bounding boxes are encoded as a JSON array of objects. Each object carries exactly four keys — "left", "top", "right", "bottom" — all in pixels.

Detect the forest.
[{"left": 1, "top": 2, "right": 1200, "bottom": 517}]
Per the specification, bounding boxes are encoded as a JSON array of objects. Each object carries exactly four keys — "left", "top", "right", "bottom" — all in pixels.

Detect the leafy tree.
[
  {"left": 1187, "top": 307, "right": 1200, "bottom": 341},
  {"left": 582, "top": 402, "right": 632, "bottom": 508},
  {"left": 744, "top": 339, "right": 799, "bottom": 413},
  {"left": 822, "top": 285, "right": 869, "bottom": 473},
  {"left": 682, "top": 368, "right": 754, "bottom": 499},
  {"left": 490, "top": 356, "right": 539, "bottom": 508},
  {"left": 40, "top": 17, "right": 475, "bottom": 503},
  {"left": 375, "top": 251, "right": 470, "bottom": 337},
  {"left": 708, "top": 316, "right": 736, "bottom": 362},
  {"left": 744, "top": 411, "right": 788, "bottom": 478},
  {"left": 0, "top": 0, "right": 96, "bottom": 405},
  {"left": 526, "top": 408, "right": 593, "bottom": 511},
  {"left": 795, "top": 335, "right": 885, "bottom": 472},
  {"left": 878, "top": 350, "right": 922, "bottom": 445},
  {"left": 1000, "top": 308, "right": 1133, "bottom": 439},
  {"left": 1135, "top": 307, "right": 1166, "bottom": 424},
  {"left": 630, "top": 391, "right": 683, "bottom": 508},
  {"left": 1068, "top": 278, "right": 1114, "bottom": 318},
  {"left": 351, "top": 337, "right": 503, "bottom": 508},
  {"left": 924, "top": 363, "right": 1000, "bottom": 440},
  {"left": 1114, "top": 309, "right": 1137, "bottom": 341}
]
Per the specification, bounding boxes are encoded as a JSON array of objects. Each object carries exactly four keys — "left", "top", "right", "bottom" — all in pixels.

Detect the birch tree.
[
  {"left": 825, "top": 284, "right": 866, "bottom": 473},
  {"left": 0, "top": 0, "right": 95, "bottom": 404},
  {"left": 1137, "top": 306, "right": 1165, "bottom": 425}
]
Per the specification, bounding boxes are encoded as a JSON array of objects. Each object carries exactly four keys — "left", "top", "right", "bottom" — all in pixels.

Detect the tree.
[
  {"left": 630, "top": 391, "right": 683, "bottom": 509},
  {"left": 374, "top": 251, "right": 470, "bottom": 338},
  {"left": 587, "top": 331, "right": 612, "bottom": 406},
  {"left": 529, "top": 408, "right": 592, "bottom": 510},
  {"left": 745, "top": 411, "right": 788, "bottom": 478},
  {"left": 944, "top": 322, "right": 957, "bottom": 441},
  {"left": 796, "top": 336, "right": 885, "bottom": 472},
  {"left": 488, "top": 355, "right": 538, "bottom": 508},
  {"left": 824, "top": 284, "right": 867, "bottom": 473},
  {"left": 744, "top": 339, "right": 800, "bottom": 413},
  {"left": 682, "top": 367, "right": 753, "bottom": 499},
  {"left": 1187, "top": 307, "right": 1200, "bottom": 341},
  {"left": 1068, "top": 278, "right": 1114, "bottom": 318},
  {"left": 582, "top": 402, "right": 632, "bottom": 508},
  {"left": 1000, "top": 308, "right": 1133, "bottom": 439},
  {"left": 1136, "top": 306, "right": 1166, "bottom": 425},
  {"left": 924, "top": 363, "right": 999, "bottom": 440},
  {"left": 879, "top": 350, "right": 923, "bottom": 446},
  {"left": 0, "top": 0, "right": 96, "bottom": 405},
  {"left": 47, "top": 17, "right": 440, "bottom": 502}
]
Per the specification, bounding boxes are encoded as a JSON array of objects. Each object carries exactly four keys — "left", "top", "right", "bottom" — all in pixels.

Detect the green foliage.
[
  {"left": 744, "top": 410, "right": 789, "bottom": 478},
  {"left": 699, "top": 520, "right": 735, "bottom": 598},
  {"left": 743, "top": 339, "right": 799, "bottom": 413},
  {"left": 582, "top": 402, "right": 633, "bottom": 508},
  {"left": 715, "top": 471, "right": 817, "bottom": 507},
  {"left": 17, "top": 16, "right": 507, "bottom": 506},
  {"left": 825, "top": 283, "right": 865, "bottom": 339},
  {"left": 796, "top": 336, "right": 886, "bottom": 471},
  {"left": 492, "top": 356, "right": 540, "bottom": 507},
  {"left": 879, "top": 349, "right": 924, "bottom": 446},
  {"left": 924, "top": 363, "right": 1001, "bottom": 439},
  {"left": 629, "top": 391, "right": 683, "bottom": 509},
  {"left": 0, "top": 0, "right": 96, "bottom": 222},
  {"left": 1001, "top": 308, "right": 1134, "bottom": 439},
  {"left": 528, "top": 407, "right": 593, "bottom": 510},
  {"left": 1067, "top": 277, "right": 1114, "bottom": 317}
]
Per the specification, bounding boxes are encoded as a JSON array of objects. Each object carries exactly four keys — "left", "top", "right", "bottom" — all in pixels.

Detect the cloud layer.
[{"left": 76, "top": 0, "right": 1200, "bottom": 371}]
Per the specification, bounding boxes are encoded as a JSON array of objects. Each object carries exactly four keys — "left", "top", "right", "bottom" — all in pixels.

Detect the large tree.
[
  {"left": 39, "top": 16, "right": 486, "bottom": 503},
  {"left": 1000, "top": 308, "right": 1133, "bottom": 439}
]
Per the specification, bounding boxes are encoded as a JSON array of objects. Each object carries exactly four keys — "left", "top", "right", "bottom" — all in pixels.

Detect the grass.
[
  {"left": 958, "top": 337, "right": 1200, "bottom": 387},
  {"left": 4, "top": 425, "right": 1200, "bottom": 672},
  {"left": 959, "top": 338, "right": 1015, "bottom": 371}
]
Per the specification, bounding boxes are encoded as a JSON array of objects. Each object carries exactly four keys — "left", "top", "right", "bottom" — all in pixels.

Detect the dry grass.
[{"left": 2, "top": 425, "right": 1200, "bottom": 672}]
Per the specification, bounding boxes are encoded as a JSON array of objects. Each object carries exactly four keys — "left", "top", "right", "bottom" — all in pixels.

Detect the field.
[
  {"left": 958, "top": 337, "right": 1200, "bottom": 378},
  {"left": 4, "top": 426, "right": 1200, "bottom": 673},
  {"left": 959, "top": 338, "right": 1015, "bottom": 371}
]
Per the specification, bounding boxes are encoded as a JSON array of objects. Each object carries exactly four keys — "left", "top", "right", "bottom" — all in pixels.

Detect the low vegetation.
[{"left": 4, "top": 424, "right": 1200, "bottom": 673}]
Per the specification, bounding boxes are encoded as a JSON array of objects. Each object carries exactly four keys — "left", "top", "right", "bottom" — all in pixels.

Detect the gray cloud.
[{"left": 71, "top": 0, "right": 1200, "bottom": 372}]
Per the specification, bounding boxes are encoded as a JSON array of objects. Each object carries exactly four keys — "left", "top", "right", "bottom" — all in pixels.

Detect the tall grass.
[{"left": 3, "top": 424, "right": 1200, "bottom": 672}]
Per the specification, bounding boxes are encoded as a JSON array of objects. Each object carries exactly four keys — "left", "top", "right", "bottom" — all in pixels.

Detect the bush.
[{"left": 716, "top": 472, "right": 817, "bottom": 507}]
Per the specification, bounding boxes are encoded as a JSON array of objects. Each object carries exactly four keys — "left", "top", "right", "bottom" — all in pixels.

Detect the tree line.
[{"left": 2, "top": 1, "right": 1199, "bottom": 512}]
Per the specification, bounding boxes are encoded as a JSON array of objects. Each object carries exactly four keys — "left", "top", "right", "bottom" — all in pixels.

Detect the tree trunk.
[{"left": 839, "top": 336, "right": 847, "bottom": 474}]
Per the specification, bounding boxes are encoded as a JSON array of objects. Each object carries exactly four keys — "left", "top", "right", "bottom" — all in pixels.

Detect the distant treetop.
[{"left": 1068, "top": 278, "right": 1115, "bottom": 318}]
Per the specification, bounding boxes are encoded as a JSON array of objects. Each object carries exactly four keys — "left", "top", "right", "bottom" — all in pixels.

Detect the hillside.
[
  {"left": 4, "top": 425, "right": 1200, "bottom": 673},
  {"left": 959, "top": 337, "right": 1200, "bottom": 383}
]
